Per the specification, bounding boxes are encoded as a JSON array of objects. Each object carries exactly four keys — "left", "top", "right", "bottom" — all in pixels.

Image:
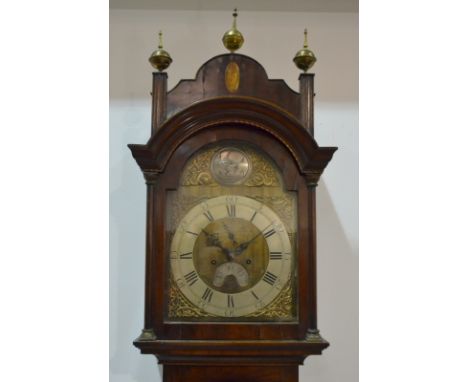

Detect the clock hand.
[
  {"left": 202, "top": 228, "right": 223, "bottom": 248},
  {"left": 233, "top": 223, "right": 272, "bottom": 256},
  {"left": 202, "top": 229, "right": 232, "bottom": 260},
  {"left": 222, "top": 223, "right": 238, "bottom": 246}
]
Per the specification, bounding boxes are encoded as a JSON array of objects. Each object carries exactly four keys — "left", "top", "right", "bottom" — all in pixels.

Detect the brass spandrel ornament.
[
  {"left": 246, "top": 278, "right": 295, "bottom": 319},
  {"left": 180, "top": 149, "right": 215, "bottom": 186},
  {"left": 149, "top": 31, "right": 172, "bottom": 71},
  {"left": 180, "top": 145, "right": 280, "bottom": 187},
  {"left": 168, "top": 275, "right": 216, "bottom": 319},
  {"left": 169, "top": 273, "right": 296, "bottom": 320},
  {"left": 222, "top": 8, "right": 244, "bottom": 53},
  {"left": 293, "top": 29, "right": 317, "bottom": 72}
]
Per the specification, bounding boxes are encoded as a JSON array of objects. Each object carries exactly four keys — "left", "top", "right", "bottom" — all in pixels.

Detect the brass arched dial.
[{"left": 170, "top": 195, "right": 292, "bottom": 317}]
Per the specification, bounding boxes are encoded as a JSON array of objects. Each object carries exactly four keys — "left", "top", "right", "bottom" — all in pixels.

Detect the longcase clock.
[{"left": 128, "top": 15, "right": 337, "bottom": 382}]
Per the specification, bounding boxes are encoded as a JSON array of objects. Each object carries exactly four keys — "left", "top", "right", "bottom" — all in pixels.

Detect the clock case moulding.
[{"left": 128, "top": 53, "right": 337, "bottom": 373}]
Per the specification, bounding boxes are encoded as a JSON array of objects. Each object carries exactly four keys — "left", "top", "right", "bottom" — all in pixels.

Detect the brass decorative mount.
[
  {"left": 136, "top": 328, "right": 157, "bottom": 341},
  {"left": 222, "top": 8, "right": 244, "bottom": 53},
  {"left": 149, "top": 31, "right": 173, "bottom": 71},
  {"left": 305, "top": 328, "right": 325, "bottom": 343}
]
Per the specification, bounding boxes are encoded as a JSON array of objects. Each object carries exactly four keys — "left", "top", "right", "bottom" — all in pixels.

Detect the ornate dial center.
[
  {"left": 211, "top": 148, "right": 251, "bottom": 185},
  {"left": 193, "top": 217, "right": 269, "bottom": 294}
]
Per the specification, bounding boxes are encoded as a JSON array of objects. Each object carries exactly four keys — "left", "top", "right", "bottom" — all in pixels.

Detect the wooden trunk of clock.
[
  {"left": 129, "top": 54, "right": 336, "bottom": 382},
  {"left": 163, "top": 365, "right": 297, "bottom": 382}
]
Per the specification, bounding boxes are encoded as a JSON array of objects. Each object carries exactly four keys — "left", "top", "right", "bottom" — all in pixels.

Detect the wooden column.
[
  {"left": 299, "top": 73, "right": 315, "bottom": 137},
  {"left": 301, "top": 72, "right": 318, "bottom": 336},
  {"left": 151, "top": 72, "right": 168, "bottom": 135},
  {"left": 307, "top": 184, "right": 318, "bottom": 333}
]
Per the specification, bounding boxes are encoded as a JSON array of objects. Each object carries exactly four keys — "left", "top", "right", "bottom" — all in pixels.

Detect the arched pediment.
[
  {"left": 128, "top": 97, "right": 336, "bottom": 186},
  {"left": 166, "top": 54, "right": 301, "bottom": 119}
]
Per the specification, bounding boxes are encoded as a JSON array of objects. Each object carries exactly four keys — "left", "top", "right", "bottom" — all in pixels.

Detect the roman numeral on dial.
[
  {"left": 263, "top": 228, "right": 276, "bottom": 239},
  {"left": 201, "top": 288, "right": 214, "bottom": 303},
  {"left": 227, "top": 294, "right": 235, "bottom": 308},
  {"left": 251, "top": 290, "right": 259, "bottom": 300},
  {"left": 226, "top": 204, "right": 236, "bottom": 217},
  {"left": 184, "top": 271, "right": 198, "bottom": 286},
  {"left": 203, "top": 210, "right": 214, "bottom": 222},
  {"left": 269, "top": 252, "right": 282, "bottom": 260},
  {"left": 179, "top": 252, "right": 192, "bottom": 259},
  {"left": 263, "top": 271, "right": 278, "bottom": 286},
  {"left": 250, "top": 211, "right": 257, "bottom": 222}
]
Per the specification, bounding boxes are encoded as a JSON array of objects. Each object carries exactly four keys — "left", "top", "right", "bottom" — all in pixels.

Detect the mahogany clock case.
[
  {"left": 129, "top": 95, "right": 336, "bottom": 344},
  {"left": 127, "top": 51, "right": 337, "bottom": 381}
]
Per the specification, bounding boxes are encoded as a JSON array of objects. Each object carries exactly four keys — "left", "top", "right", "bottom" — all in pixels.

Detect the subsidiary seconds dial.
[{"left": 170, "top": 195, "right": 292, "bottom": 317}]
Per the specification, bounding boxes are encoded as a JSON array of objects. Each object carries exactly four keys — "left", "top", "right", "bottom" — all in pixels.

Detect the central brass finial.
[
  {"left": 148, "top": 30, "right": 173, "bottom": 72},
  {"left": 222, "top": 8, "right": 244, "bottom": 53},
  {"left": 293, "top": 28, "right": 317, "bottom": 72}
]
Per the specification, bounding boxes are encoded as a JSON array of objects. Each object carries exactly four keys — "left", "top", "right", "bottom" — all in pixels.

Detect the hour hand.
[
  {"left": 202, "top": 229, "right": 231, "bottom": 259},
  {"left": 222, "top": 223, "right": 238, "bottom": 246},
  {"left": 202, "top": 229, "right": 221, "bottom": 246}
]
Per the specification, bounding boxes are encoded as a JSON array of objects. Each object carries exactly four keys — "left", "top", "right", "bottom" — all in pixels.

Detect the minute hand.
[{"left": 233, "top": 224, "right": 272, "bottom": 256}]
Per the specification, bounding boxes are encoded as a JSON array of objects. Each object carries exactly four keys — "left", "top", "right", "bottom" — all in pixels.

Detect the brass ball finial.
[
  {"left": 222, "top": 8, "right": 244, "bottom": 53},
  {"left": 293, "top": 28, "right": 317, "bottom": 72},
  {"left": 148, "top": 30, "right": 173, "bottom": 72}
]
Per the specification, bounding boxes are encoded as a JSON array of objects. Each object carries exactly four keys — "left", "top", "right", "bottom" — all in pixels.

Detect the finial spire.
[
  {"left": 158, "top": 30, "right": 163, "bottom": 49},
  {"left": 222, "top": 8, "right": 244, "bottom": 53},
  {"left": 232, "top": 8, "right": 238, "bottom": 28},
  {"left": 303, "top": 28, "right": 309, "bottom": 48}
]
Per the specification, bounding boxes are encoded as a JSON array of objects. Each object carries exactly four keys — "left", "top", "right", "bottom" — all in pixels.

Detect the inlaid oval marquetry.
[{"left": 225, "top": 62, "right": 240, "bottom": 93}]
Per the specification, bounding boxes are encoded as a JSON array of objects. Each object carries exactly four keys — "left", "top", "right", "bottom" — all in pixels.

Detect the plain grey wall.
[{"left": 110, "top": 9, "right": 358, "bottom": 382}]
